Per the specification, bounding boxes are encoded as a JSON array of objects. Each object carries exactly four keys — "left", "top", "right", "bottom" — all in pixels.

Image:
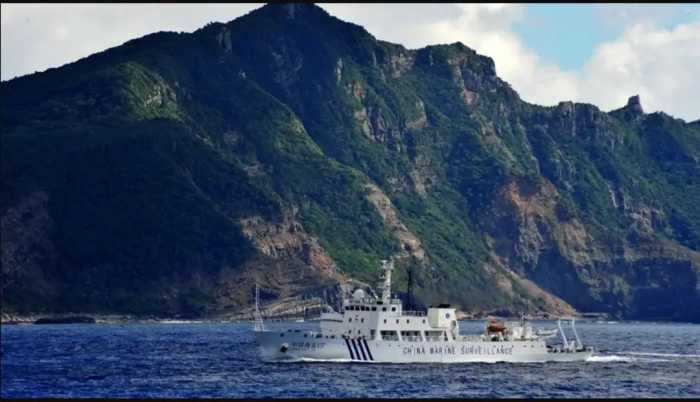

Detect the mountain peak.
[
  {"left": 610, "top": 94, "right": 645, "bottom": 123},
  {"left": 626, "top": 95, "right": 643, "bottom": 114},
  {"left": 253, "top": 2, "right": 331, "bottom": 22}
]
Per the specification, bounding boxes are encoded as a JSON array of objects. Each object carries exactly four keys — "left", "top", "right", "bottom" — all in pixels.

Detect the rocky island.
[{"left": 2, "top": 3, "right": 699, "bottom": 323}]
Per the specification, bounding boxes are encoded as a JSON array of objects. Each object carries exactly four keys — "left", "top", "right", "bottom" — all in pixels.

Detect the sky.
[{"left": 2, "top": 3, "right": 699, "bottom": 121}]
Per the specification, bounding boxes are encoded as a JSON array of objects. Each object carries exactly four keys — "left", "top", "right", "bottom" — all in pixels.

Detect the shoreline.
[
  {"left": 3, "top": 311, "right": 696, "bottom": 326},
  {"left": 0, "top": 311, "right": 572, "bottom": 325}
]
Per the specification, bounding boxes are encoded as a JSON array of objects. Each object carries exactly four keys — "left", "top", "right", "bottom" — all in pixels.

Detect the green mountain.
[{"left": 2, "top": 3, "right": 699, "bottom": 321}]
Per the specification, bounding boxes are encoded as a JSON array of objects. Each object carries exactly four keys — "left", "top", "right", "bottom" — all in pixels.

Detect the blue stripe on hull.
[
  {"left": 355, "top": 339, "right": 368, "bottom": 361},
  {"left": 350, "top": 338, "right": 362, "bottom": 361},
  {"left": 362, "top": 338, "right": 374, "bottom": 361},
  {"left": 344, "top": 337, "right": 355, "bottom": 360}
]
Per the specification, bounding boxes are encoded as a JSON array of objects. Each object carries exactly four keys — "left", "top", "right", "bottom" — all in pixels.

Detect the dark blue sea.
[{"left": 2, "top": 320, "right": 699, "bottom": 398}]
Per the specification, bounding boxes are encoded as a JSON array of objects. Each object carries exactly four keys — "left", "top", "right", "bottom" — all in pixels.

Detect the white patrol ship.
[{"left": 255, "top": 260, "right": 594, "bottom": 363}]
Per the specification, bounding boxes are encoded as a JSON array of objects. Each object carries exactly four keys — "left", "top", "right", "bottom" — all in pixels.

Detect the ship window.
[
  {"left": 304, "top": 334, "right": 308, "bottom": 337},
  {"left": 383, "top": 319, "right": 387, "bottom": 324},
  {"left": 348, "top": 330, "right": 352, "bottom": 334},
  {"left": 331, "top": 335, "right": 336, "bottom": 339},
  {"left": 425, "top": 330, "right": 445, "bottom": 342},
  {"left": 380, "top": 330, "right": 399, "bottom": 341},
  {"left": 358, "top": 330, "right": 361, "bottom": 334},
  {"left": 407, "top": 319, "right": 410, "bottom": 324},
  {"left": 396, "top": 319, "right": 399, "bottom": 324},
  {"left": 422, "top": 319, "right": 426, "bottom": 324},
  {"left": 361, "top": 318, "right": 364, "bottom": 323},
  {"left": 349, "top": 318, "right": 352, "bottom": 322},
  {"left": 400, "top": 331, "right": 421, "bottom": 342},
  {"left": 372, "top": 307, "right": 377, "bottom": 311},
  {"left": 382, "top": 307, "right": 387, "bottom": 312},
  {"left": 391, "top": 307, "right": 396, "bottom": 312},
  {"left": 363, "top": 306, "right": 368, "bottom": 311},
  {"left": 280, "top": 333, "right": 284, "bottom": 337}
]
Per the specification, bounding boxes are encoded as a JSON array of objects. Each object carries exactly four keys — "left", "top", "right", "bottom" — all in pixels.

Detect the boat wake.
[
  {"left": 585, "top": 355, "right": 635, "bottom": 363},
  {"left": 618, "top": 351, "right": 700, "bottom": 359},
  {"left": 585, "top": 350, "right": 700, "bottom": 363}
]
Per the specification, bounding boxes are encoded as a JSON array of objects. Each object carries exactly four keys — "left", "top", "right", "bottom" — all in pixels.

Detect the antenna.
[
  {"left": 254, "top": 283, "right": 265, "bottom": 332},
  {"left": 406, "top": 263, "right": 413, "bottom": 311}
]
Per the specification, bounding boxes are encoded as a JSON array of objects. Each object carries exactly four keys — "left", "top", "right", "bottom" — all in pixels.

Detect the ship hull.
[{"left": 256, "top": 331, "right": 593, "bottom": 363}]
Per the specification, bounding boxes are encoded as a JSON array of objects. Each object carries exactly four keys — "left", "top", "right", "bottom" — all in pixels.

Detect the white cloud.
[
  {"left": 1, "top": 4, "right": 261, "bottom": 81},
  {"left": 577, "top": 21, "right": 700, "bottom": 120}
]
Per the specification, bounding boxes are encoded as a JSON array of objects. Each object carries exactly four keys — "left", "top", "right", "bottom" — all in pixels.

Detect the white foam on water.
[
  {"left": 157, "top": 320, "right": 203, "bottom": 324},
  {"left": 298, "top": 357, "right": 354, "bottom": 363},
  {"left": 619, "top": 351, "right": 700, "bottom": 359},
  {"left": 585, "top": 355, "right": 635, "bottom": 363}
]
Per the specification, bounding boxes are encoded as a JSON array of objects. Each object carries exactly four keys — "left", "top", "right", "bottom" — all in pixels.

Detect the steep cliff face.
[{"left": 2, "top": 3, "right": 699, "bottom": 321}]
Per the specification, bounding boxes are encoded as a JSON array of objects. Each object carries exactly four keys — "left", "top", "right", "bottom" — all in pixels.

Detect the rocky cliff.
[{"left": 2, "top": 3, "right": 699, "bottom": 321}]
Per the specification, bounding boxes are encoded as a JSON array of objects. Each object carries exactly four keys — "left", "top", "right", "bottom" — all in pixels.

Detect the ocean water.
[{"left": 2, "top": 320, "right": 699, "bottom": 398}]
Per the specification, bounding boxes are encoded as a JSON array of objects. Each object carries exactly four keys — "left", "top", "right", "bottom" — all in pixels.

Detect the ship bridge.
[{"left": 320, "top": 260, "right": 459, "bottom": 342}]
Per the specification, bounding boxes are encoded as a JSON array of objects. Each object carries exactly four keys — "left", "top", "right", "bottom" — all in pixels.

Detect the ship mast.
[
  {"left": 379, "top": 259, "right": 394, "bottom": 303},
  {"left": 406, "top": 263, "right": 413, "bottom": 310},
  {"left": 254, "top": 283, "right": 265, "bottom": 332}
]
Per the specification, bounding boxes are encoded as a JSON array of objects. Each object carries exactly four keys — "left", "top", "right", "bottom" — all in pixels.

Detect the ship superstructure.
[{"left": 255, "top": 260, "right": 594, "bottom": 363}]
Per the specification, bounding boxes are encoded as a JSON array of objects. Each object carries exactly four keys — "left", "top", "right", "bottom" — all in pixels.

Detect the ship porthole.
[{"left": 280, "top": 343, "right": 289, "bottom": 353}]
